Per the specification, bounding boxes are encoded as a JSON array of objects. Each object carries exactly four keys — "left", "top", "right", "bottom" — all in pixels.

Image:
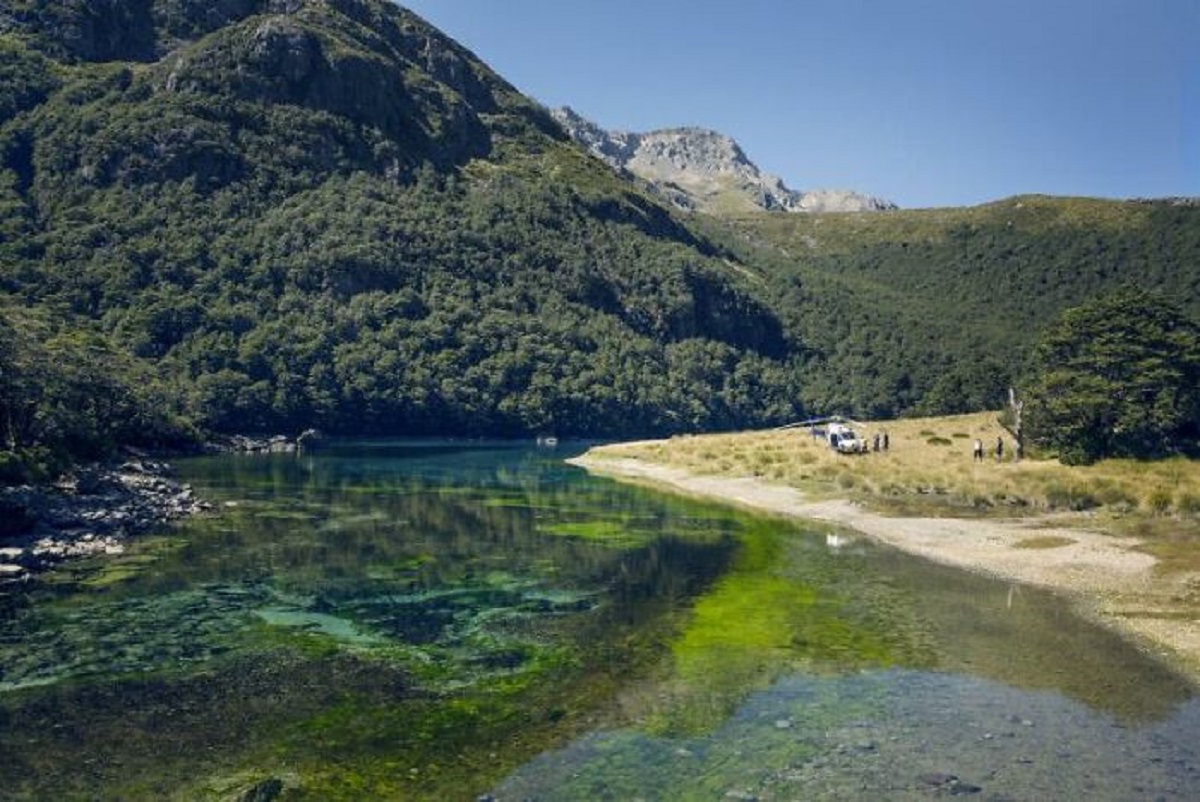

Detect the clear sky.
[{"left": 398, "top": 0, "right": 1198, "bottom": 209}]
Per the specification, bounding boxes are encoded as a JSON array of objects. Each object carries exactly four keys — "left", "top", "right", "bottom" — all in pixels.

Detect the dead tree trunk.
[{"left": 1003, "top": 387, "right": 1025, "bottom": 461}]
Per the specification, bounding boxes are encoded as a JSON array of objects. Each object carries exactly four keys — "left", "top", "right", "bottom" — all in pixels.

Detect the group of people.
[{"left": 973, "top": 436, "right": 1006, "bottom": 462}]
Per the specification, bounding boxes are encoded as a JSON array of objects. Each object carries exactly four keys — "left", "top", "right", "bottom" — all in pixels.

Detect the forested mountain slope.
[
  {"left": 1, "top": 0, "right": 1197, "bottom": 476},
  {"left": 695, "top": 196, "right": 1200, "bottom": 417},
  {"left": 0, "top": 0, "right": 801, "bottom": 459}
]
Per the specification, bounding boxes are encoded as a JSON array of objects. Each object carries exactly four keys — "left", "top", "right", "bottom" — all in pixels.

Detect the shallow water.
[{"left": 0, "top": 441, "right": 1196, "bottom": 800}]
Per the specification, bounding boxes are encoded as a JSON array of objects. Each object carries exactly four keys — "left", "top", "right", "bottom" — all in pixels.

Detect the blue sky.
[{"left": 399, "top": 1, "right": 1198, "bottom": 209}]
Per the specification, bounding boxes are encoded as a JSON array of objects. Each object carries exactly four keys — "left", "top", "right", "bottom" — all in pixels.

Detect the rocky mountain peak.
[{"left": 551, "top": 107, "right": 896, "bottom": 215}]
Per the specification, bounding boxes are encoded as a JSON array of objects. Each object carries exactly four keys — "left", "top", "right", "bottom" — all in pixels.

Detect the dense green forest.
[
  {"left": 1, "top": 0, "right": 1198, "bottom": 478},
  {"left": 697, "top": 197, "right": 1200, "bottom": 419},
  {"left": 0, "top": 0, "right": 804, "bottom": 478},
  {"left": 1023, "top": 288, "right": 1200, "bottom": 464}
]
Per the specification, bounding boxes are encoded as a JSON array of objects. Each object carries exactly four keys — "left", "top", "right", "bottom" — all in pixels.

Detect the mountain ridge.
[{"left": 551, "top": 105, "right": 897, "bottom": 215}]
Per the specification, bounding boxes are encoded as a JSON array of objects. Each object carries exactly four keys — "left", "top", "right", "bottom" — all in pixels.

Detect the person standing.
[
  {"left": 996, "top": 436, "right": 1005, "bottom": 462},
  {"left": 973, "top": 438, "right": 984, "bottom": 462}
]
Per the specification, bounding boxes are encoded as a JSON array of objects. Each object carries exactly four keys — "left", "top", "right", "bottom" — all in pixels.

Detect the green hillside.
[
  {"left": 1, "top": 0, "right": 1197, "bottom": 477},
  {"left": 695, "top": 196, "right": 1200, "bottom": 417},
  {"left": 0, "top": 0, "right": 802, "bottom": 473}
]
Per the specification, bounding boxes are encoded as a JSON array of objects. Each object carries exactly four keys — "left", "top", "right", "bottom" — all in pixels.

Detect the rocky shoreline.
[
  {"left": 0, "top": 431, "right": 325, "bottom": 583},
  {"left": 0, "top": 458, "right": 213, "bottom": 583},
  {"left": 205, "top": 428, "right": 322, "bottom": 455}
]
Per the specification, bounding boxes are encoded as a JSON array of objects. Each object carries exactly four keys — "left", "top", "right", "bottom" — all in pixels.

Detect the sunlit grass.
[
  {"left": 727, "top": 195, "right": 1154, "bottom": 258},
  {"left": 592, "top": 412, "right": 1200, "bottom": 568}
]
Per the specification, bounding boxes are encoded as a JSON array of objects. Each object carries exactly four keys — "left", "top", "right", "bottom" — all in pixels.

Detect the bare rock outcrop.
[
  {"left": 0, "top": 460, "right": 212, "bottom": 582},
  {"left": 552, "top": 106, "right": 896, "bottom": 215}
]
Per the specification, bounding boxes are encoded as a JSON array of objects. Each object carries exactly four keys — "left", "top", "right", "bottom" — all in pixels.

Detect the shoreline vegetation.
[{"left": 570, "top": 412, "right": 1200, "bottom": 683}]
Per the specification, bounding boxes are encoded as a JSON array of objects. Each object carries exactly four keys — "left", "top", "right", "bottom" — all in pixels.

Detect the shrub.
[
  {"left": 1095, "top": 485, "right": 1138, "bottom": 511},
  {"left": 0, "top": 452, "right": 27, "bottom": 485},
  {"left": 1044, "top": 483, "right": 1098, "bottom": 511},
  {"left": 1144, "top": 489, "right": 1174, "bottom": 516},
  {"left": 0, "top": 446, "right": 62, "bottom": 486}
]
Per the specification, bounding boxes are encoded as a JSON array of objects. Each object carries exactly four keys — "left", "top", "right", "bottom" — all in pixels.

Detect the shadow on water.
[{"left": 0, "top": 441, "right": 1196, "bottom": 800}]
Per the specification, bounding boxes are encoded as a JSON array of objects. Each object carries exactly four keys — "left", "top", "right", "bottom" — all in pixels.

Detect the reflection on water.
[{"left": 0, "top": 441, "right": 1195, "bottom": 800}]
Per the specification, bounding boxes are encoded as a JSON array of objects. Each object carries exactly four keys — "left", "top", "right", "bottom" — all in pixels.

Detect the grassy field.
[
  {"left": 724, "top": 195, "right": 1160, "bottom": 257},
  {"left": 595, "top": 412, "right": 1200, "bottom": 574}
]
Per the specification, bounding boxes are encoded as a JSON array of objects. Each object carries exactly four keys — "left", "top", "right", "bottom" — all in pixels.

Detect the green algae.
[
  {"left": 539, "top": 512, "right": 730, "bottom": 548},
  {"left": 51, "top": 535, "right": 187, "bottom": 592},
  {"left": 538, "top": 519, "right": 650, "bottom": 546},
  {"left": 641, "top": 519, "right": 932, "bottom": 736},
  {"left": 3, "top": 442, "right": 1195, "bottom": 800}
]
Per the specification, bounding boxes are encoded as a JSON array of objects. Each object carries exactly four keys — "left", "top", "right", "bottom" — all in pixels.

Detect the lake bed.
[{"left": 1, "top": 441, "right": 1196, "bottom": 799}]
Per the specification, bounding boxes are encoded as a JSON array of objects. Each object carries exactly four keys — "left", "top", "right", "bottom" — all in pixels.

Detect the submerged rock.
[
  {"left": 916, "top": 773, "right": 983, "bottom": 795},
  {"left": 239, "top": 776, "right": 284, "bottom": 802}
]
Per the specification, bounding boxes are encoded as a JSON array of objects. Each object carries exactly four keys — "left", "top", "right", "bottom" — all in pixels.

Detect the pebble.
[
  {"left": 0, "top": 459, "right": 211, "bottom": 577},
  {"left": 917, "top": 773, "right": 983, "bottom": 795}
]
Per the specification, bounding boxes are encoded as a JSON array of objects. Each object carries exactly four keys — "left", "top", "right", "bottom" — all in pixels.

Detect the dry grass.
[
  {"left": 585, "top": 412, "right": 1200, "bottom": 682},
  {"left": 596, "top": 412, "right": 1200, "bottom": 564},
  {"left": 590, "top": 414, "right": 1200, "bottom": 678}
]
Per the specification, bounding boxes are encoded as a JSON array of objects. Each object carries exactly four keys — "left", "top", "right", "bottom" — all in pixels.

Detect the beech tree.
[{"left": 1024, "top": 288, "right": 1200, "bottom": 464}]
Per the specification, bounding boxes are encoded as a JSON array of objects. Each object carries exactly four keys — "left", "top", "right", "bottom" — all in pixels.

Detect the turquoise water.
[{"left": 0, "top": 441, "right": 1196, "bottom": 800}]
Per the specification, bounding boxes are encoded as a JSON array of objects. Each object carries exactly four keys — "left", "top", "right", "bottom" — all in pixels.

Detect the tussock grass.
[{"left": 596, "top": 412, "right": 1200, "bottom": 524}]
